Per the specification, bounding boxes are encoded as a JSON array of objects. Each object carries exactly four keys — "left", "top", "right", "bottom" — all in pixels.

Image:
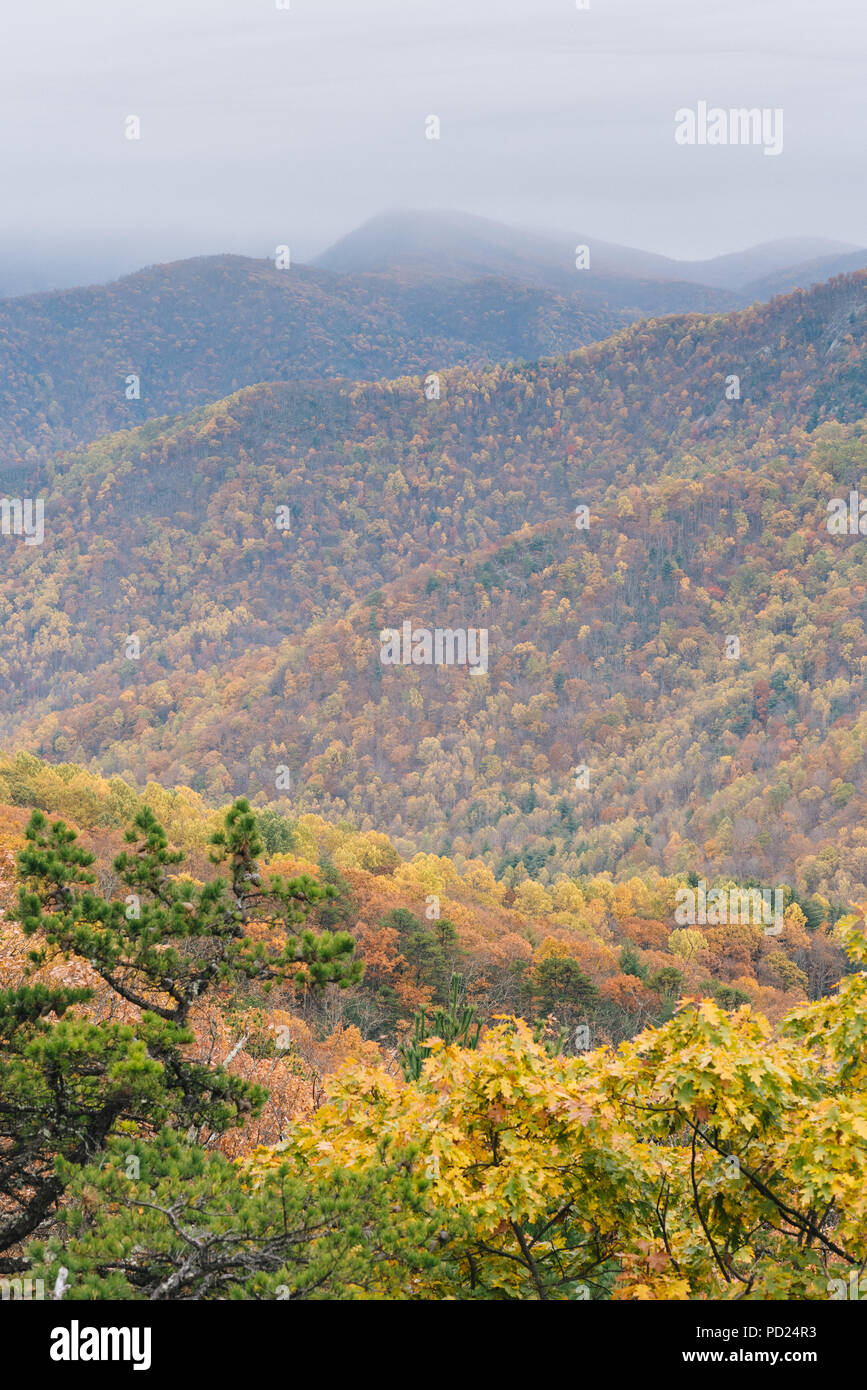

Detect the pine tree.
[
  {"left": 0, "top": 798, "right": 360, "bottom": 1269},
  {"left": 399, "top": 975, "right": 481, "bottom": 1082},
  {"left": 26, "top": 1129, "right": 451, "bottom": 1300}
]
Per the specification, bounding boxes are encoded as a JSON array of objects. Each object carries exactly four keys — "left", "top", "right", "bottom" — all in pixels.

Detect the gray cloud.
[{"left": 0, "top": 0, "right": 864, "bottom": 290}]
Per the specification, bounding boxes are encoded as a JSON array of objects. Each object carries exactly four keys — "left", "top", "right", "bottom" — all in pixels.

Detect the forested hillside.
[
  {"left": 2, "top": 272, "right": 865, "bottom": 896},
  {"left": 3, "top": 263, "right": 867, "bottom": 1310},
  {"left": 0, "top": 751, "right": 856, "bottom": 1108},
  {"left": 0, "top": 250, "right": 736, "bottom": 474},
  {"left": 0, "top": 760, "right": 864, "bottom": 1301},
  {"left": 5, "top": 0, "right": 867, "bottom": 1320}
]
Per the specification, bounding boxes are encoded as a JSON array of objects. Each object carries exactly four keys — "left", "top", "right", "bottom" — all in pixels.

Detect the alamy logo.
[
  {"left": 828, "top": 1272, "right": 867, "bottom": 1300},
  {"left": 380, "top": 623, "right": 488, "bottom": 675},
  {"left": 675, "top": 102, "right": 783, "bottom": 156},
  {"left": 0, "top": 497, "right": 44, "bottom": 545},
  {"left": 1, "top": 1276, "right": 45, "bottom": 1299},
  {"left": 675, "top": 880, "right": 783, "bottom": 935},
  {"left": 50, "top": 1320, "right": 152, "bottom": 1371},
  {"left": 827, "top": 491, "right": 867, "bottom": 535}
]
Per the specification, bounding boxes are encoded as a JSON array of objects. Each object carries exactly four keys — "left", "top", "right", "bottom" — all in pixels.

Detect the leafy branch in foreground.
[{"left": 255, "top": 931, "right": 867, "bottom": 1300}]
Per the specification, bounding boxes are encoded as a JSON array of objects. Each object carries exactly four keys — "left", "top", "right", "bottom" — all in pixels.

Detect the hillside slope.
[
  {"left": 0, "top": 250, "right": 733, "bottom": 476},
  {"left": 1, "top": 273, "right": 865, "bottom": 896},
  {"left": 743, "top": 248, "right": 867, "bottom": 303},
  {"left": 0, "top": 752, "right": 853, "bottom": 1064}
]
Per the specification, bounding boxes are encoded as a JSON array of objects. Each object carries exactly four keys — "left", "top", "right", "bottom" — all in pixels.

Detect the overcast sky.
[{"left": 1, "top": 0, "right": 865, "bottom": 288}]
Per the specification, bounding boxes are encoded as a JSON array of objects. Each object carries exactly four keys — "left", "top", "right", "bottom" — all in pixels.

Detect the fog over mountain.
[
  {"left": 313, "top": 209, "right": 864, "bottom": 294},
  {"left": 1, "top": 209, "right": 864, "bottom": 301},
  {"left": 5, "top": 207, "right": 866, "bottom": 479},
  {"left": 2, "top": 0, "right": 866, "bottom": 295}
]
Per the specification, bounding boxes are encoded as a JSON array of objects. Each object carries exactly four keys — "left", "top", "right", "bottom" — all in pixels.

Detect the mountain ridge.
[
  {"left": 3, "top": 212, "right": 864, "bottom": 478},
  {"left": 313, "top": 208, "right": 862, "bottom": 291},
  {"left": 2, "top": 269, "right": 865, "bottom": 897},
  {"left": 0, "top": 249, "right": 730, "bottom": 476}
]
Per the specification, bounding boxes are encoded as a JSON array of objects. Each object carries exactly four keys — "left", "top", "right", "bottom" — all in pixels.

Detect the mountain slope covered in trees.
[
  {"left": 1, "top": 272, "right": 865, "bottom": 896},
  {"left": 0, "top": 250, "right": 734, "bottom": 476},
  {"left": 0, "top": 759, "right": 864, "bottom": 1302}
]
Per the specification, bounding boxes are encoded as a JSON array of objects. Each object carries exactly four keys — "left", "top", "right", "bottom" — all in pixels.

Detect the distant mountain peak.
[
  {"left": 313, "top": 208, "right": 573, "bottom": 281},
  {"left": 315, "top": 209, "right": 865, "bottom": 294}
]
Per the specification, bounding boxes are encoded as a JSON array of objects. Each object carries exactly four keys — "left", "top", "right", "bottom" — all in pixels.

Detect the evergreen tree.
[
  {"left": 0, "top": 798, "right": 359, "bottom": 1269},
  {"left": 399, "top": 976, "right": 481, "bottom": 1082},
  {"left": 532, "top": 955, "right": 600, "bottom": 1026},
  {"left": 26, "top": 1130, "right": 451, "bottom": 1300},
  {"left": 618, "top": 943, "right": 648, "bottom": 981}
]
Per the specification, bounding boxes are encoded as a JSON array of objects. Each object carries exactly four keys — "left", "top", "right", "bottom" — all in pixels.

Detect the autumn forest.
[{"left": 3, "top": 4, "right": 867, "bottom": 1338}]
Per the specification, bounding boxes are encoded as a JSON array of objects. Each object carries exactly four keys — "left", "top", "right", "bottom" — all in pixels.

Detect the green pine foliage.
[
  {"left": 26, "top": 1129, "right": 453, "bottom": 1300},
  {"left": 0, "top": 798, "right": 359, "bottom": 1268},
  {"left": 399, "top": 976, "right": 482, "bottom": 1082}
]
